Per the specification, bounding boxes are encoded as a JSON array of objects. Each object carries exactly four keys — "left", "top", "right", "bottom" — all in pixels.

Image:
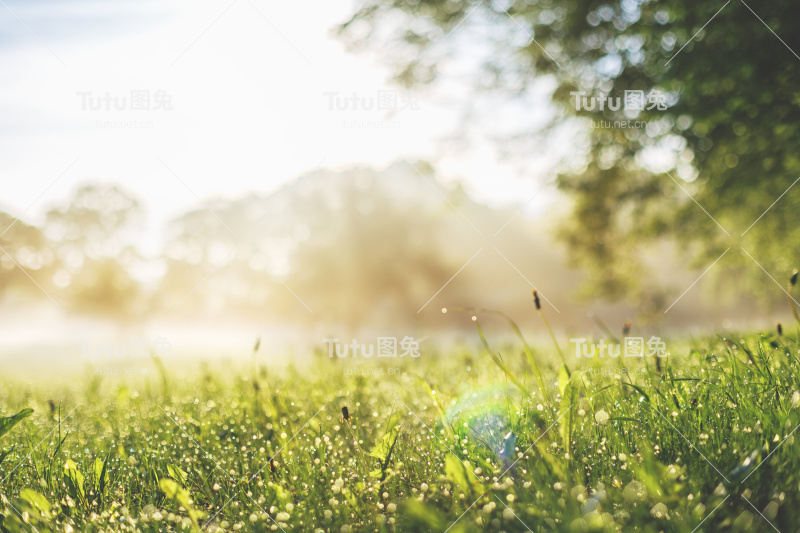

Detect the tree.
[
  {"left": 45, "top": 184, "right": 145, "bottom": 320},
  {"left": 156, "top": 193, "right": 292, "bottom": 317},
  {"left": 282, "top": 162, "right": 459, "bottom": 329},
  {"left": 0, "top": 212, "right": 55, "bottom": 302},
  {"left": 156, "top": 163, "right": 472, "bottom": 328},
  {"left": 337, "top": 0, "right": 800, "bottom": 307}
]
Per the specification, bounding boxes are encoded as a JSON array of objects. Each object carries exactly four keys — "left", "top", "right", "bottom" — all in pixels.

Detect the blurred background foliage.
[
  {"left": 0, "top": 161, "right": 772, "bottom": 333},
  {"left": 1, "top": 164, "right": 577, "bottom": 329}
]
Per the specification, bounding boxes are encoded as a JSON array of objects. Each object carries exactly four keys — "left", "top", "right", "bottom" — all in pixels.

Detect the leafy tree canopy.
[{"left": 337, "top": 0, "right": 800, "bottom": 306}]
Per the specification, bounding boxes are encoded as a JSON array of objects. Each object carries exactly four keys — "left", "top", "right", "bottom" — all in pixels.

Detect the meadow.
[{"left": 1, "top": 314, "right": 799, "bottom": 532}]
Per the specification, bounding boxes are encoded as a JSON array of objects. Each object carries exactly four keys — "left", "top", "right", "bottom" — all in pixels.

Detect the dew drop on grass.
[
  {"left": 569, "top": 517, "right": 588, "bottom": 532},
  {"left": 623, "top": 481, "right": 646, "bottom": 503},
  {"left": 595, "top": 410, "right": 609, "bottom": 424},
  {"left": 666, "top": 465, "right": 679, "bottom": 480},
  {"left": 733, "top": 510, "right": 753, "bottom": 531},
  {"left": 693, "top": 503, "right": 706, "bottom": 516},
  {"left": 650, "top": 502, "right": 668, "bottom": 519}
]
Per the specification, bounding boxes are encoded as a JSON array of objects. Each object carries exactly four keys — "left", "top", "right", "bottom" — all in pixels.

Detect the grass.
[{"left": 1, "top": 323, "right": 800, "bottom": 532}]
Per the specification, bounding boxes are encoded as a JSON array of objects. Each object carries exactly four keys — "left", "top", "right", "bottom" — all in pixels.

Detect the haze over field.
[{"left": 0, "top": 160, "right": 781, "bottom": 376}]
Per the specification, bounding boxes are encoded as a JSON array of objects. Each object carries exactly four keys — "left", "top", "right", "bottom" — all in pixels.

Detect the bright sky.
[{"left": 0, "top": 0, "right": 562, "bottom": 244}]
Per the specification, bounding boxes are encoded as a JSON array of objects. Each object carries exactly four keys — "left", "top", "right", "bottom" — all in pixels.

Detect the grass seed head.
[
  {"left": 342, "top": 406, "right": 350, "bottom": 421},
  {"left": 777, "top": 322, "right": 783, "bottom": 336},
  {"left": 623, "top": 319, "right": 632, "bottom": 336},
  {"left": 532, "top": 290, "right": 541, "bottom": 310}
]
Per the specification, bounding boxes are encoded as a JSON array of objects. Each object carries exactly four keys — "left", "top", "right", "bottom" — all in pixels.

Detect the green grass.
[{"left": 1, "top": 327, "right": 799, "bottom": 532}]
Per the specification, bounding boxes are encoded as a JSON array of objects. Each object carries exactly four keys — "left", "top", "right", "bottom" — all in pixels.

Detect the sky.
[{"left": 0, "top": 0, "right": 562, "bottom": 249}]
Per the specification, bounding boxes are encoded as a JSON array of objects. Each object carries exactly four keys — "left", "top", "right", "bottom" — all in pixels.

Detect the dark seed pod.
[
  {"left": 532, "top": 290, "right": 541, "bottom": 310},
  {"left": 269, "top": 457, "right": 276, "bottom": 473},
  {"left": 777, "top": 322, "right": 783, "bottom": 336},
  {"left": 792, "top": 270, "right": 798, "bottom": 287},
  {"left": 342, "top": 406, "right": 350, "bottom": 421},
  {"left": 623, "top": 319, "right": 632, "bottom": 336}
]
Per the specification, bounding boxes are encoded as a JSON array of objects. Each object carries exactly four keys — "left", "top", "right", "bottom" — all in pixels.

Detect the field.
[{"left": 1, "top": 322, "right": 799, "bottom": 533}]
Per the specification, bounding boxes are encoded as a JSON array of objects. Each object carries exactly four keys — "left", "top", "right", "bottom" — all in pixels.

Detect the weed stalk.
[{"left": 533, "top": 290, "right": 568, "bottom": 371}]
